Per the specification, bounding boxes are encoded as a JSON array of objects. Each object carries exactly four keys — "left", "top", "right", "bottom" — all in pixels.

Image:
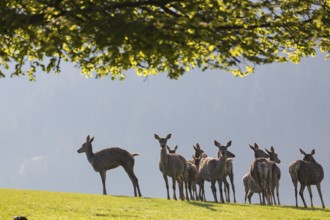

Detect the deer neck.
[
  {"left": 85, "top": 145, "right": 95, "bottom": 164},
  {"left": 160, "top": 147, "right": 169, "bottom": 166},
  {"left": 217, "top": 154, "right": 227, "bottom": 168}
]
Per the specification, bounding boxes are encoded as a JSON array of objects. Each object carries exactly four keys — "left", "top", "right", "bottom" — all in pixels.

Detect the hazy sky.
[{"left": 0, "top": 55, "right": 329, "bottom": 207}]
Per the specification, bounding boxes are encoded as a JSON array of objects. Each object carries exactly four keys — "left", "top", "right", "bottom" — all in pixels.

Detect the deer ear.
[
  {"left": 249, "top": 144, "right": 255, "bottom": 151},
  {"left": 227, "top": 150, "right": 235, "bottom": 158},
  {"left": 89, "top": 136, "right": 94, "bottom": 143},
  {"left": 270, "top": 146, "right": 275, "bottom": 152},
  {"left": 226, "top": 140, "right": 232, "bottom": 147},
  {"left": 254, "top": 143, "right": 259, "bottom": 149},
  {"left": 300, "top": 149, "right": 306, "bottom": 155},
  {"left": 154, "top": 134, "right": 160, "bottom": 140},
  {"left": 196, "top": 143, "right": 200, "bottom": 149},
  {"left": 166, "top": 146, "right": 170, "bottom": 151},
  {"left": 175, "top": 145, "right": 178, "bottom": 151},
  {"left": 86, "top": 135, "right": 90, "bottom": 142},
  {"left": 166, "top": 134, "right": 172, "bottom": 139},
  {"left": 311, "top": 149, "right": 315, "bottom": 155},
  {"left": 265, "top": 148, "right": 271, "bottom": 155},
  {"left": 214, "top": 140, "right": 220, "bottom": 147}
]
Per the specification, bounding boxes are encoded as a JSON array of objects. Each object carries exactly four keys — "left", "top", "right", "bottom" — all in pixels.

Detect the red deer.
[
  {"left": 154, "top": 134, "right": 188, "bottom": 201},
  {"left": 289, "top": 149, "right": 325, "bottom": 208},
  {"left": 77, "top": 135, "right": 142, "bottom": 197},
  {"left": 198, "top": 140, "right": 231, "bottom": 203},
  {"left": 243, "top": 143, "right": 269, "bottom": 204}
]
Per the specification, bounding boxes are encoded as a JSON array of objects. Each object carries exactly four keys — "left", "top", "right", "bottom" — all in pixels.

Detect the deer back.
[
  {"left": 92, "top": 147, "right": 136, "bottom": 172},
  {"left": 250, "top": 158, "right": 270, "bottom": 189},
  {"left": 268, "top": 161, "right": 281, "bottom": 189},
  {"left": 159, "top": 151, "right": 186, "bottom": 177},
  {"left": 298, "top": 160, "right": 324, "bottom": 185},
  {"left": 198, "top": 156, "right": 226, "bottom": 181}
]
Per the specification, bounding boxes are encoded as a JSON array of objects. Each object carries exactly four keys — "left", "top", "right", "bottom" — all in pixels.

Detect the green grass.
[{"left": 0, "top": 188, "right": 329, "bottom": 220}]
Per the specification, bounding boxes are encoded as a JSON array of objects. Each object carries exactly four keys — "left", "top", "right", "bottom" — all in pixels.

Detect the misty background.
[{"left": 0, "top": 55, "right": 329, "bottom": 207}]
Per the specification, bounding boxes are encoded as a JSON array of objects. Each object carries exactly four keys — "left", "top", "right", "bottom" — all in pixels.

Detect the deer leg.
[
  {"left": 184, "top": 177, "right": 190, "bottom": 201},
  {"left": 124, "top": 167, "right": 142, "bottom": 197},
  {"left": 260, "top": 188, "right": 266, "bottom": 205},
  {"left": 247, "top": 190, "right": 254, "bottom": 204},
  {"left": 299, "top": 184, "right": 307, "bottom": 208},
  {"left": 266, "top": 184, "right": 273, "bottom": 205},
  {"left": 198, "top": 182, "right": 202, "bottom": 201},
  {"left": 172, "top": 177, "right": 178, "bottom": 200},
  {"left": 316, "top": 183, "right": 325, "bottom": 209},
  {"left": 163, "top": 174, "right": 170, "bottom": 200},
  {"left": 244, "top": 182, "right": 249, "bottom": 203},
  {"left": 99, "top": 171, "right": 107, "bottom": 195},
  {"left": 125, "top": 171, "right": 136, "bottom": 197},
  {"left": 267, "top": 187, "right": 273, "bottom": 205},
  {"left": 271, "top": 186, "right": 276, "bottom": 205},
  {"left": 201, "top": 181, "right": 206, "bottom": 201},
  {"left": 223, "top": 177, "right": 230, "bottom": 202},
  {"left": 211, "top": 180, "right": 218, "bottom": 203},
  {"left": 188, "top": 180, "right": 193, "bottom": 200},
  {"left": 192, "top": 181, "right": 198, "bottom": 200},
  {"left": 198, "top": 181, "right": 205, "bottom": 201},
  {"left": 218, "top": 179, "right": 225, "bottom": 203},
  {"left": 258, "top": 192, "right": 262, "bottom": 205},
  {"left": 203, "top": 187, "right": 206, "bottom": 202},
  {"left": 291, "top": 177, "right": 298, "bottom": 207},
  {"left": 229, "top": 174, "right": 236, "bottom": 203},
  {"left": 276, "top": 182, "right": 280, "bottom": 205},
  {"left": 176, "top": 177, "right": 184, "bottom": 201},
  {"left": 307, "top": 185, "right": 313, "bottom": 208}
]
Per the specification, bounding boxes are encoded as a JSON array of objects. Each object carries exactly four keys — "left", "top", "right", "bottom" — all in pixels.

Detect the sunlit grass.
[{"left": 0, "top": 188, "right": 329, "bottom": 219}]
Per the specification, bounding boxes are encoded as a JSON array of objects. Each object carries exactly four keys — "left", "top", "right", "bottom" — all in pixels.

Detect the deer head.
[
  {"left": 193, "top": 143, "right": 205, "bottom": 158},
  {"left": 265, "top": 146, "right": 281, "bottom": 163},
  {"left": 154, "top": 134, "right": 172, "bottom": 149},
  {"left": 249, "top": 143, "right": 269, "bottom": 159},
  {"left": 77, "top": 135, "right": 94, "bottom": 153},
  {"left": 300, "top": 149, "right": 316, "bottom": 162},
  {"left": 214, "top": 140, "right": 231, "bottom": 158},
  {"left": 167, "top": 145, "right": 178, "bottom": 154}
]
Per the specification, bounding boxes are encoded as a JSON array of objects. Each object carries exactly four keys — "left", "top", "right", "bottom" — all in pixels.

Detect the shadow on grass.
[
  {"left": 186, "top": 201, "right": 218, "bottom": 211},
  {"left": 238, "top": 202, "right": 329, "bottom": 212},
  {"left": 94, "top": 213, "right": 110, "bottom": 217},
  {"left": 274, "top": 205, "right": 330, "bottom": 212}
]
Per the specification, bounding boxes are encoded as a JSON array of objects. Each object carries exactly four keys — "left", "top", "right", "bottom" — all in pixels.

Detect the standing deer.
[
  {"left": 243, "top": 143, "right": 269, "bottom": 204},
  {"left": 248, "top": 143, "right": 272, "bottom": 205},
  {"left": 217, "top": 149, "right": 236, "bottom": 203},
  {"left": 167, "top": 145, "right": 196, "bottom": 200},
  {"left": 289, "top": 149, "right": 325, "bottom": 209},
  {"left": 265, "top": 146, "right": 281, "bottom": 205},
  {"left": 193, "top": 143, "right": 207, "bottom": 201},
  {"left": 154, "top": 134, "right": 188, "bottom": 201},
  {"left": 198, "top": 140, "right": 231, "bottom": 203},
  {"left": 250, "top": 158, "right": 271, "bottom": 205},
  {"left": 77, "top": 135, "right": 142, "bottom": 197}
]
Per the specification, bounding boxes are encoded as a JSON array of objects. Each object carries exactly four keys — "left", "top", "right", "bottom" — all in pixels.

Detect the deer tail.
[
  {"left": 131, "top": 153, "right": 140, "bottom": 157},
  {"left": 289, "top": 161, "right": 300, "bottom": 181}
]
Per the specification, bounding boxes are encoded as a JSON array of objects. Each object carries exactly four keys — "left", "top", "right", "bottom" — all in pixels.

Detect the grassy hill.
[{"left": 0, "top": 188, "right": 329, "bottom": 219}]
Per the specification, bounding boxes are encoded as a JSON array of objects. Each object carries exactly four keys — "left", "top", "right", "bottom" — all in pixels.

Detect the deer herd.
[{"left": 77, "top": 134, "right": 326, "bottom": 209}]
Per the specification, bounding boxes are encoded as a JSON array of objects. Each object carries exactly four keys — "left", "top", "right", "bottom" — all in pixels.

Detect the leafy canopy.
[{"left": 0, "top": 0, "right": 329, "bottom": 80}]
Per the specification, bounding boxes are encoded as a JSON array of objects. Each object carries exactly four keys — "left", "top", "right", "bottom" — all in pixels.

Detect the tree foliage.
[{"left": 0, "top": 0, "right": 329, "bottom": 80}]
